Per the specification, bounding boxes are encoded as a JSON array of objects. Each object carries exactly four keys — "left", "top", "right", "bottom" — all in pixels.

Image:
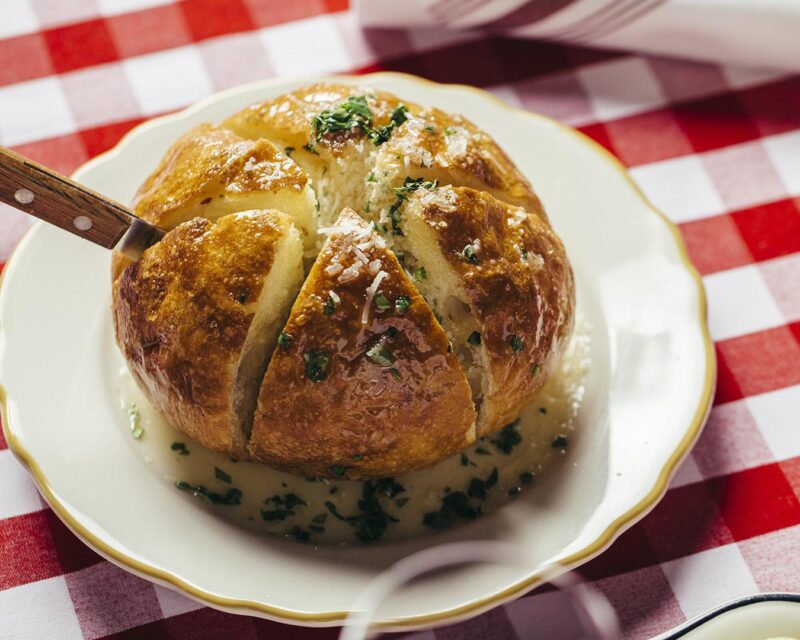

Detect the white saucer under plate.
[
  {"left": 656, "top": 594, "right": 800, "bottom": 640},
  {"left": 0, "top": 72, "right": 715, "bottom": 630}
]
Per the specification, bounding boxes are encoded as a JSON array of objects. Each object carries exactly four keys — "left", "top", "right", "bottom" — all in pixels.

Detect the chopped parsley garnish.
[
  {"left": 520, "top": 246, "right": 528, "bottom": 259},
  {"left": 312, "top": 513, "right": 328, "bottom": 524},
  {"left": 393, "top": 176, "right": 438, "bottom": 198},
  {"left": 322, "top": 291, "right": 339, "bottom": 316},
  {"left": 388, "top": 177, "right": 438, "bottom": 234},
  {"left": 491, "top": 420, "right": 522, "bottom": 454},
  {"left": 532, "top": 363, "right": 541, "bottom": 376},
  {"left": 367, "top": 171, "right": 377, "bottom": 182},
  {"left": 284, "top": 146, "right": 295, "bottom": 157},
  {"left": 366, "top": 343, "right": 394, "bottom": 367},
  {"left": 313, "top": 98, "right": 408, "bottom": 147},
  {"left": 171, "top": 442, "right": 189, "bottom": 456},
  {"left": 444, "top": 494, "right": 474, "bottom": 517},
  {"left": 424, "top": 125, "right": 436, "bottom": 133},
  {"left": 395, "top": 497, "right": 409, "bottom": 507},
  {"left": 302, "top": 142, "right": 319, "bottom": 155},
  {"left": 389, "top": 206, "right": 403, "bottom": 235},
  {"left": 128, "top": 404, "right": 143, "bottom": 440},
  {"left": 176, "top": 481, "right": 242, "bottom": 506},
  {"left": 520, "top": 471, "right": 534, "bottom": 484},
  {"left": 368, "top": 104, "right": 409, "bottom": 145},
  {"left": 375, "top": 477, "right": 406, "bottom": 498},
  {"left": 414, "top": 266, "right": 427, "bottom": 282},
  {"left": 364, "top": 201, "right": 371, "bottom": 213},
  {"left": 325, "top": 478, "right": 401, "bottom": 542},
  {"left": 214, "top": 467, "right": 232, "bottom": 483},
  {"left": 509, "top": 335, "right": 524, "bottom": 352},
  {"left": 278, "top": 332, "right": 292, "bottom": 349},
  {"left": 313, "top": 95, "right": 372, "bottom": 141},
  {"left": 444, "top": 126, "right": 457, "bottom": 136},
  {"left": 373, "top": 292, "right": 391, "bottom": 310},
  {"left": 237, "top": 293, "right": 247, "bottom": 304},
  {"left": 467, "top": 331, "right": 481, "bottom": 346},
  {"left": 474, "top": 447, "right": 491, "bottom": 455},
  {"left": 460, "top": 453, "right": 476, "bottom": 467},
  {"left": 422, "top": 509, "right": 451, "bottom": 528},
  {"left": 552, "top": 435, "right": 569, "bottom": 449},
  {"left": 288, "top": 526, "right": 311, "bottom": 542},
  {"left": 468, "top": 467, "right": 499, "bottom": 500},
  {"left": 460, "top": 244, "right": 479, "bottom": 264},
  {"left": 261, "top": 492, "right": 307, "bottom": 521},
  {"left": 423, "top": 491, "right": 478, "bottom": 529},
  {"left": 304, "top": 351, "right": 330, "bottom": 382},
  {"left": 395, "top": 295, "right": 411, "bottom": 314},
  {"left": 329, "top": 464, "right": 348, "bottom": 476},
  {"left": 390, "top": 367, "right": 402, "bottom": 381}
]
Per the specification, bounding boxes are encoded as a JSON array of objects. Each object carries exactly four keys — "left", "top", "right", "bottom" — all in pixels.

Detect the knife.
[{"left": 0, "top": 146, "right": 164, "bottom": 260}]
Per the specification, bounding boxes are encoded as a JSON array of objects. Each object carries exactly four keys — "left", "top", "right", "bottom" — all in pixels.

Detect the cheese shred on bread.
[{"left": 112, "top": 84, "right": 575, "bottom": 478}]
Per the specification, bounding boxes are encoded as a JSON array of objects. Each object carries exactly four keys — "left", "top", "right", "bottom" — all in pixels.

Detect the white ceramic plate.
[{"left": 0, "top": 73, "right": 714, "bottom": 630}]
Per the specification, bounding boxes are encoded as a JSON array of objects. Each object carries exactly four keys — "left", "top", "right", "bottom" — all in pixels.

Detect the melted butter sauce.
[{"left": 117, "top": 317, "right": 591, "bottom": 545}]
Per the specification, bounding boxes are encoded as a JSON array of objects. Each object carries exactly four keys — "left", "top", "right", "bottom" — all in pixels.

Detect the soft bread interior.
[
  {"left": 230, "top": 223, "right": 304, "bottom": 457},
  {"left": 225, "top": 119, "right": 377, "bottom": 232},
  {"left": 312, "top": 146, "right": 377, "bottom": 229}
]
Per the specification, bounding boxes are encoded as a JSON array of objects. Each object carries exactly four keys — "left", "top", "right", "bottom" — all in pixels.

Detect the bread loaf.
[{"left": 112, "top": 84, "right": 575, "bottom": 478}]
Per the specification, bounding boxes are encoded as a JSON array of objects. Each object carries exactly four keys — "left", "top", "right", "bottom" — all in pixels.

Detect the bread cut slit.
[
  {"left": 392, "top": 231, "right": 490, "bottom": 423},
  {"left": 230, "top": 225, "right": 304, "bottom": 457}
]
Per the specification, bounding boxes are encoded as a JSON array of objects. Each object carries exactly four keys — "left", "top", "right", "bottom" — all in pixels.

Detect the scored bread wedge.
[
  {"left": 366, "top": 106, "right": 544, "bottom": 229},
  {"left": 248, "top": 208, "right": 476, "bottom": 479},
  {"left": 397, "top": 185, "right": 575, "bottom": 438},
  {"left": 112, "top": 123, "right": 317, "bottom": 282},
  {"left": 113, "top": 211, "right": 304, "bottom": 457},
  {"left": 133, "top": 124, "right": 317, "bottom": 242}
]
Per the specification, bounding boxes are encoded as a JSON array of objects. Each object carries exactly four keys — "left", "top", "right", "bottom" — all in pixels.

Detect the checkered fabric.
[{"left": 1, "top": 2, "right": 799, "bottom": 639}]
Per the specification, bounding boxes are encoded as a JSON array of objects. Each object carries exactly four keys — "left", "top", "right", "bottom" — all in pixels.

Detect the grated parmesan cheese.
[
  {"left": 339, "top": 263, "right": 361, "bottom": 284},
  {"left": 353, "top": 245, "right": 369, "bottom": 265},
  {"left": 325, "top": 261, "right": 344, "bottom": 276},
  {"left": 362, "top": 270, "right": 388, "bottom": 325}
]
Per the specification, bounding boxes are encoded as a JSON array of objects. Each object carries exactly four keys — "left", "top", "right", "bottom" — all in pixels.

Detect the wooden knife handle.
[{"left": 0, "top": 145, "right": 134, "bottom": 250}]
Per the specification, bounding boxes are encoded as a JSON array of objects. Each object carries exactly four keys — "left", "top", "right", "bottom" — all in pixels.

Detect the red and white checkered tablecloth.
[{"left": 1, "top": 2, "right": 799, "bottom": 639}]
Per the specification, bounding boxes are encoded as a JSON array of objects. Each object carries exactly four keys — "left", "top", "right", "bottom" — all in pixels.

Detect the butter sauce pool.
[{"left": 117, "top": 318, "right": 590, "bottom": 545}]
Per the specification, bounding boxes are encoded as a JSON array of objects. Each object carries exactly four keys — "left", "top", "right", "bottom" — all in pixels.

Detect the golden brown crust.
[
  {"left": 373, "top": 107, "right": 543, "bottom": 215},
  {"left": 249, "top": 209, "right": 476, "bottom": 478},
  {"left": 133, "top": 123, "right": 309, "bottom": 229},
  {"left": 223, "top": 83, "right": 418, "bottom": 161},
  {"left": 406, "top": 186, "right": 574, "bottom": 437},
  {"left": 113, "top": 211, "right": 291, "bottom": 453}
]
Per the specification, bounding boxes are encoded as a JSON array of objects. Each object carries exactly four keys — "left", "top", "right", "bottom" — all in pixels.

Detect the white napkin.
[{"left": 356, "top": 0, "right": 800, "bottom": 72}]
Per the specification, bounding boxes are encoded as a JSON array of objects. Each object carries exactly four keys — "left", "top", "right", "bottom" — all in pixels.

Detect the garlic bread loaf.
[{"left": 112, "top": 83, "right": 575, "bottom": 478}]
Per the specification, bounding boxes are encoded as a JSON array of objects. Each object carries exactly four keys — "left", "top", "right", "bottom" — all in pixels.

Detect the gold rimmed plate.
[{"left": 0, "top": 73, "right": 714, "bottom": 629}]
